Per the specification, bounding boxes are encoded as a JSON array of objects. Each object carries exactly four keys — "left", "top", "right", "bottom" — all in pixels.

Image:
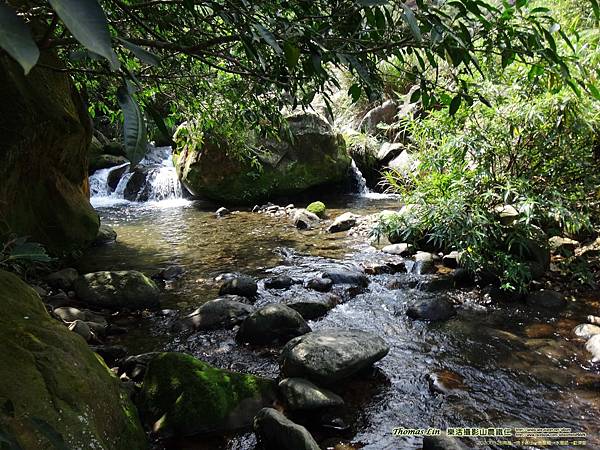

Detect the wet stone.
[{"left": 406, "top": 297, "right": 456, "bottom": 322}]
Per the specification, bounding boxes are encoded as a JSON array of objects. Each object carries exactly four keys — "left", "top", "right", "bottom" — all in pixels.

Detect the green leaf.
[
  {"left": 0, "top": 4, "right": 39, "bottom": 74},
  {"left": 117, "top": 85, "right": 147, "bottom": 167},
  {"left": 348, "top": 83, "right": 361, "bottom": 103},
  {"left": 254, "top": 24, "right": 282, "bottom": 54},
  {"left": 47, "top": 0, "right": 119, "bottom": 70},
  {"left": 449, "top": 94, "right": 462, "bottom": 115},
  {"left": 145, "top": 103, "right": 172, "bottom": 144},
  {"left": 591, "top": 0, "right": 600, "bottom": 20},
  {"left": 283, "top": 42, "right": 300, "bottom": 69},
  {"left": 8, "top": 242, "right": 52, "bottom": 263},
  {"left": 358, "top": 0, "right": 389, "bottom": 5},
  {"left": 401, "top": 3, "right": 422, "bottom": 44},
  {"left": 588, "top": 83, "right": 600, "bottom": 101},
  {"left": 117, "top": 38, "right": 160, "bottom": 66}
]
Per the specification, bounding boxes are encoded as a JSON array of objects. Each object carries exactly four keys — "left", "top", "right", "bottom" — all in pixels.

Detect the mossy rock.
[
  {"left": 306, "top": 201, "right": 327, "bottom": 218},
  {"left": 139, "top": 352, "right": 276, "bottom": 438},
  {"left": 0, "top": 270, "right": 147, "bottom": 450},
  {"left": 175, "top": 112, "right": 351, "bottom": 205},
  {"left": 0, "top": 49, "right": 99, "bottom": 255}
]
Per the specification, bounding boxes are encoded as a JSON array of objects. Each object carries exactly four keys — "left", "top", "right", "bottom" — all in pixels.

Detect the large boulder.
[
  {"left": 175, "top": 112, "right": 351, "bottom": 204},
  {"left": 280, "top": 329, "right": 389, "bottom": 384},
  {"left": 73, "top": 271, "right": 160, "bottom": 310},
  {"left": 138, "top": 352, "right": 276, "bottom": 438},
  {"left": 0, "top": 270, "right": 146, "bottom": 449},
  {"left": 0, "top": 49, "right": 99, "bottom": 254},
  {"left": 181, "top": 297, "right": 254, "bottom": 330},
  {"left": 254, "top": 408, "right": 320, "bottom": 450},
  {"left": 237, "top": 304, "right": 311, "bottom": 345},
  {"left": 278, "top": 378, "right": 344, "bottom": 411}
]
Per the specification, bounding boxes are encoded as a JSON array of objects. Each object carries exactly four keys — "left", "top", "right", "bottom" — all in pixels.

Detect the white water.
[
  {"left": 350, "top": 158, "right": 399, "bottom": 200},
  {"left": 89, "top": 146, "right": 188, "bottom": 208}
]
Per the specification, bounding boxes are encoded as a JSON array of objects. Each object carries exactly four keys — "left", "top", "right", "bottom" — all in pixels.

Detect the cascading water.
[
  {"left": 89, "top": 145, "right": 186, "bottom": 207},
  {"left": 350, "top": 158, "right": 369, "bottom": 195}
]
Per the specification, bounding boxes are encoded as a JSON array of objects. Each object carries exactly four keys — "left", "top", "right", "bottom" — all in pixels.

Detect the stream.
[{"left": 82, "top": 150, "right": 600, "bottom": 450}]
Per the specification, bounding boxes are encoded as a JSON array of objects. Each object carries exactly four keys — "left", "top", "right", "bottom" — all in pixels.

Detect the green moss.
[
  {"left": 139, "top": 352, "right": 276, "bottom": 438},
  {"left": 0, "top": 270, "right": 147, "bottom": 450},
  {"left": 306, "top": 201, "right": 327, "bottom": 218}
]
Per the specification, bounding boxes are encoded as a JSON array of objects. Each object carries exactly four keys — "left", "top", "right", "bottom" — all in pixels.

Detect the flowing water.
[{"left": 81, "top": 154, "right": 600, "bottom": 450}]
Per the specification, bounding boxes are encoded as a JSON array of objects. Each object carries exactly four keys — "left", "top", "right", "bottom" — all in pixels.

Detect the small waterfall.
[
  {"left": 350, "top": 159, "right": 370, "bottom": 195},
  {"left": 89, "top": 145, "right": 185, "bottom": 207}
]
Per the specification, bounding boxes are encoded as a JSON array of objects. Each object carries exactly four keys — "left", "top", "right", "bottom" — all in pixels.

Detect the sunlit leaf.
[{"left": 48, "top": 0, "right": 119, "bottom": 70}]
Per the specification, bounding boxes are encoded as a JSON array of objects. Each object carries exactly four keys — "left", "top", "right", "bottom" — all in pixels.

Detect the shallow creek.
[{"left": 79, "top": 195, "right": 600, "bottom": 450}]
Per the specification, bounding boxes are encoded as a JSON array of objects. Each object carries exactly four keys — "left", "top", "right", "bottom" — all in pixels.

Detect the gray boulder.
[
  {"left": 219, "top": 275, "right": 258, "bottom": 298},
  {"left": 73, "top": 271, "right": 160, "bottom": 310},
  {"left": 321, "top": 269, "right": 369, "bottom": 287},
  {"left": 406, "top": 297, "right": 456, "bottom": 321},
  {"left": 382, "top": 243, "right": 414, "bottom": 256},
  {"left": 237, "top": 304, "right": 311, "bottom": 345},
  {"left": 327, "top": 212, "right": 359, "bottom": 233},
  {"left": 293, "top": 209, "right": 320, "bottom": 230},
  {"left": 183, "top": 297, "right": 254, "bottom": 330},
  {"left": 280, "top": 329, "right": 389, "bottom": 384},
  {"left": 94, "top": 224, "right": 117, "bottom": 245},
  {"left": 254, "top": 408, "right": 320, "bottom": 450},
  {"left": 278, "top": 378, "right": 344, "bottom": 411},
  {"left": 306, "top": 277, "right": 333, "bottom": 292},
  {"left": 45, "top": 268, "right": 79, "bottom": 290},
  {"left": 359, "top": 100, "right": 398, "bottom": 134},
  {"left": 264, "top": 275, "right": 294, "bottom": 290},
  {"left": 423, "top": 435, "right": 468, "bottom": 450},
  {"left": 287, "top": 296, "right": 337, "bottom": 320}
]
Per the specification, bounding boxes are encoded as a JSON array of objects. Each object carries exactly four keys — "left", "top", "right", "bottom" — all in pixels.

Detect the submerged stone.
[
  {"left": 254, "top": 408, "right": 320, "bottom": 450},
  {"left": 278, "top": 378, "right": 344, "bottom": 411},
  {"left": 237, "top": 304, "right": 311, "bottom": 345},
  {"left": 139, "top": 352, "right": 276, "bottom": 438},
  {"left": 406, "top": 297, "right": 456, "bottom": 322}
]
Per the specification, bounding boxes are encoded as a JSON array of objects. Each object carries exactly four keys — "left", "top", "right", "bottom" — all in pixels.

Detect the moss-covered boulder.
[
  {"left": 0, "top": 48, "right": 99, "bottom": 255},
  {"left": 73, "top": 271, "right": 160, "bottom": 310},
  {"left": 175, "top": 112, "right": 351, "bottom": 204},
  {"left": 139, "top": 352, "right": 276, "bottom": 438},
  {"left": 0, "top": 270, "right": 146, "bottom": 450},
  {"left": 306, "top": 201, "right": 327, "bottom": 218}
]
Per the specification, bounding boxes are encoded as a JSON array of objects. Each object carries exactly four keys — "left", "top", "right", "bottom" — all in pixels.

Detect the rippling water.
[{"left": 79, "top": 195, "right": 600, "bottom": 450}]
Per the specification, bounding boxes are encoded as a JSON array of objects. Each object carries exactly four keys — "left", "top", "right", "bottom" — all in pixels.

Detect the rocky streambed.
[{"left": 29, "top": 195, "right": 600, "bottom": 450}]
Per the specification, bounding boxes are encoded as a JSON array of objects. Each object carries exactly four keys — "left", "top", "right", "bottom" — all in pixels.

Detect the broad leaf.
[
  {"left": 48, "top": 0, "right": 119, "bottom": 70},
  {"left": 401, "top": 3, "right": 422, "bottom": 44},
  {"left": 117, "top": 85, "right": 147, "bottom": 168},
  {"left": 449, "top": 94, "right": 462, "bottom": 115},
  {"left": 8, "top": 242, "right": 52, "bottom": 263},
  {"left": 348, "top": 83, "right": 361, "bottom": 103},
  {"left": 145, "top": 103, "right": 173, "bottom": 144},
  {"left": 0, "top": 5, "right": 39, "bottom": 74},
  {"left": 283, "top": 42, "right": 300, "bottom": 69},
  {"left": 117, "top": 38, "right": 160, "bottom": 66},
  {"left": 254, "top": 24, "right": 282, "bottom": 54}
]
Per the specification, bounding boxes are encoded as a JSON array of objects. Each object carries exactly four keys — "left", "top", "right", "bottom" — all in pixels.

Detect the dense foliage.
[{"left": 378, "top": 0, "right": 599, "bottom": 291}]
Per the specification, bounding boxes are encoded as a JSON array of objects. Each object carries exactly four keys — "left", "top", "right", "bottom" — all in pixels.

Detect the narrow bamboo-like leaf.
[
  {"left": 254, "top": 24, "right": 282, "bottom": 54},
  {"left": 48, "top": 0, "right": 119, "bottom": 70},
  {"left": 591, "top": 0, "right": 600, "bottom": 20},
  {"left": 117, "top": 85, "right": 147, "bottom": 167},
  {"left": 0, "top": 5, "right": 39, "bottom": 74},
  {"left": 401, "top": 3, "right": 422, "bottom": 43},
  {"left": 588, "top": 83, "right": 600, "bottom": 101},
  {"left": 117, "top": 38, "right": 160, "bottom": 66}
]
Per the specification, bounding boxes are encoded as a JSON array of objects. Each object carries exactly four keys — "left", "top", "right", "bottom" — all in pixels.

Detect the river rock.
[
  {"left": 0, "top": 270, "right": 145, "bottom": 449},
  {"left": 45, "top": 268, "right": 79, "bottom": 290},
  {"left": 525, "top": 290, "right": 566, "bottom": 310},
  {"left": 411, "top": 252, "right": 436, "bottom": 275},
  {"left": 306, "top": 277, "right": 333, "bottom": 292},
  {"left": 73, "top": 270, "right": 160, "bottom": 310},
  {"left": 216, "top": 207, "right": 230, "bottom": 217},
  {"left": 68, "top": 320, "right": 92, "bottom": 341},
  {"left": 287, "top": 296, "right": 337, "bottom": 320},
  {"left": 320, "top": 269, "right": 369, "bottom": 287},
  {"left": 293, "top": 209, "right": 321, "bottom": 230},
  {"left": 107, "top": 163, "right": 130, "bottom": 191},
  {"left": 237, "top": 304, "right": 311, "bottom": 345},
  {"left": 406, "top": 297, "right": 456, "bottom": 321},
  {"left": 53, "top": 306, "right": 107, "bottom": 326},
  {"left": 158, "top": 265, "right": 185, "bottom": 281},
  {"left": 423, "top": 435, "right": 468, "bottom": 450},
  {"left": 219, "top": 275, "right": 258, "bottom": 298},
  {"left": 254, "top": 408, "right": 320, "bottom": 450},
  {"left": 264, "top": 275, "right": 294, "bottom": 290},
  {"left": 280, "top": 329, "right": 389, "bottom": 384},
  {"left": 549, "top": 236, "right": 579, "bottom": 253},
  {"left": 120, "top": 352, "right": 160, "bottom": 381},
  {"left": 175, "top": 112, "right": 350, "bottom": 204},
  {"left": 90, "top": 154, "right": 128, "bottom": 173},
  {"left": 327, "top": 212, "right": 359, "bottom": 233},
  {"left": 278, "top": 378, "right": 344, "bottom": 411},
  {"left": 306, "top": 201, "right": 327, "bottom": 218},
  {"left": 359, "top": 100, "right": 398, "bottom": 134},
  {"left": 585, "top": 335, "right": 600, "bottom": 362},
  {"left": 183, "top": 297, "right": 254, "bottom": 330},
  {"left": 382, "top": 243, "right": 414, "bottom": 256},
  {"left": 442, "top": 251, "right": 461, "bottom": 269},
  {"left": 588, "top": 315, "right": 600, "bottom": 325},
  {"left": 573, "top": 324, "right": 600, "bottom": 339},
  {"left": 416, "top": 277, "right": 454, "bottom": 293},
  {"left": 139, "top": 352, "right": 276, "bottom": 437},
  {"left": 94, "top": 224, "right": 117, "bottom": 245}
]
